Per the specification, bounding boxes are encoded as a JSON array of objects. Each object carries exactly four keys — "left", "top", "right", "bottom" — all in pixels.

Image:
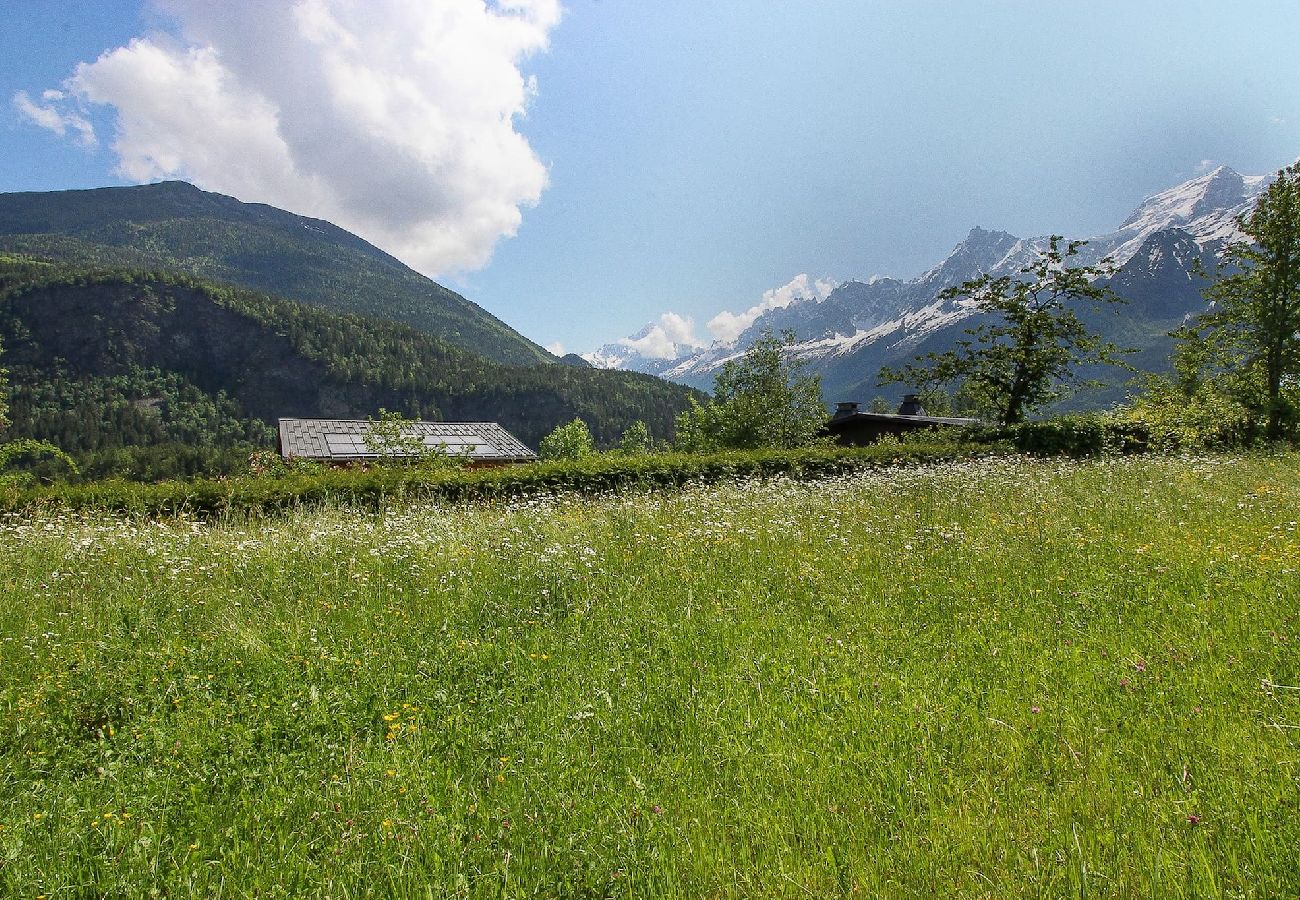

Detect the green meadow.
[{"left": 2, "top": 453, "right": 1298, "bottom": 897}]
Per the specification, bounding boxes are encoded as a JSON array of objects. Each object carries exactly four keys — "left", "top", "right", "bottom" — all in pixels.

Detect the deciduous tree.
[
  {"left": 674, "top": 329, "right": 827, "bottom": 450},
  {"left": 879, "top": 236, "right": 1129, "bottom": 425},
  {"left": 539, "top": 417, "right": 595, "bottom": 460}
]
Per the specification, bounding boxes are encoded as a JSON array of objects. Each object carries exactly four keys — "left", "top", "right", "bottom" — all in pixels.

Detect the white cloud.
[
  {"left": 619, "top": 312, "right": 702, "bottom": 360},
  {"left": 706, "top": 274, "right": 838, "bottom": 343},
  {"left": 1194, "top": 159, "right": 1216, "bottom": 174},
  {"left": 21, "top": 0, "right": 561, "bottom": 276},
  {"left": 12, "top": 90, "right": 97, "bottom": 146},
  {"left": 544, "top": 341, "right": 565, "bottom": 356}
]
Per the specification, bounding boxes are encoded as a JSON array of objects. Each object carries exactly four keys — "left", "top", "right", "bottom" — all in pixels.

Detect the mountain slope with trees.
[
  {"left": 0, "top": 181, "right": 552, "bottom": 366},
  {"left": 0, "top": 256, "right": 700, "bottom": 477}
]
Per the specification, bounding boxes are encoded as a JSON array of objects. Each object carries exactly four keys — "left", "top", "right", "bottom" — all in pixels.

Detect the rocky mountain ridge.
[{"left": 587, "top": 164, "right": 1276, "bottom": 405}]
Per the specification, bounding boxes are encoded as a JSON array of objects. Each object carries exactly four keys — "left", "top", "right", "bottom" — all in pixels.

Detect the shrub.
[{"left": 539, "top": 418, "right": 595, "bottom": 460}]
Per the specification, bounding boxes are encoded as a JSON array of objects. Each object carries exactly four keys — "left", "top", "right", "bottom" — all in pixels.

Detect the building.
[
  {"left": 824, "top": 396, "right": 983, "bottom": 445},
  {"left": 276, "top": 418, "right": 537, "bottom": 466}
]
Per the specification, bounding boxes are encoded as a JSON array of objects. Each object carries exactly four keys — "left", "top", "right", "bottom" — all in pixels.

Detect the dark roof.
[
  {"left": 277, "top": 418, "right": 537, "bottom": 462},
  {"left": 826, "top": 411, "right": 984, "bottom": 430}
]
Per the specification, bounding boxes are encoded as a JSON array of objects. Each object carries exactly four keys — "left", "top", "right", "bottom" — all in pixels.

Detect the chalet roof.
[{"left": 277, "top": 418, "right": 537, "bottom": 463}]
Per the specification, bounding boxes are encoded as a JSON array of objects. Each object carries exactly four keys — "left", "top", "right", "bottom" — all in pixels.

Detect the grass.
[{"left": 1, "top": 453, "right": 1298, "bottom": 896}]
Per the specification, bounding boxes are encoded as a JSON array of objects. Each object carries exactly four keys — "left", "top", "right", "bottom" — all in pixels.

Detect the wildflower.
[
  {"left": 1031, "top": 706, "right": 1041, "bottom": 714},
  {"left": 1187, "top": 814, "right": 1202, "bottom": 825}
]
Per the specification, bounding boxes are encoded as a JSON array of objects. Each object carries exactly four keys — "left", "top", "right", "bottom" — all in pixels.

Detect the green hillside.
[
  {"left": 0, "top": 181, "right": 552, "bottom": 366},
  {"left": 0, "top": 256, "right": 699, "bottom": 477}
]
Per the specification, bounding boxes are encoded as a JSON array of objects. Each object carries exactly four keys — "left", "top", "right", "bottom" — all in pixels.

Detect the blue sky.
[{"left": 3, "top": 1, "right": 1299, "bottom": 356}]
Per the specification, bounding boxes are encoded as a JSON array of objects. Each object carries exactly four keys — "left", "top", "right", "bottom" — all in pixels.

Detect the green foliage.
[
  {"left": 675, "top": 329, "right": 828, "bottom": 451},
  {"left": 880, "top": 236, "right": 1131, "bottom": 424},
  {"left": 0, "top": 438, "right": 78, "bottom": 488},
  {"left": 1186, "top": 162, "right": 1300, "bottom": 440},
  {"left": 617, "top": 419, "right": 653, "bottom": 454},
  {"left": 1118, "top": 334, "right": 1264, "bottom": 450},
  {"left": 362, "top": 408, "right": 468, "bottom": 470},
  {"left": 538, "top": 417, "right": 595, "bottom": 460},
  {"left": 959, "top": 414, "right": 1154, "bottom": 457},
  {"left": 0, "top": 443, "right": 979, "bottom": 518}
]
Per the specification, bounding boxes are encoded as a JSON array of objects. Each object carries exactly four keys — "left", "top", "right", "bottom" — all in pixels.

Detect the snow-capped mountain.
[{"left": 586, "top": 163, "right": 1277, "bottom": 405}]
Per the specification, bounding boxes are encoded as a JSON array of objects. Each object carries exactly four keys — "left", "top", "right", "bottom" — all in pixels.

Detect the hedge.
[{"left": 0, "top": 442, "right": 984, "bottom": 519}]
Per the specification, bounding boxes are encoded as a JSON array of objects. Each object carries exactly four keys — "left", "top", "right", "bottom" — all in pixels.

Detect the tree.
[
  {"left": 539, "top": 418, "right": 595, "bottom": 460},
  {"left": 1191, "top": 162, "right": 1300, "bottom": 440},
  {"left": 674, "top": 329, "right": 827, "bottom": 451},
  {"left": 879, "top": 236, "right": 1129, "bottom": 425},
  {"left": 617, "top": 419, "right": 653, "bottom": 454},
  {"left": 364, "top": 408, "right": 464, "bottom": 468}
]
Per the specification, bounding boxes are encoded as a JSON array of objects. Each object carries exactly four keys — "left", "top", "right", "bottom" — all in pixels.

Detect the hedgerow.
[{"left": 0, "top": 442, "right": 983, "bottom": 518}]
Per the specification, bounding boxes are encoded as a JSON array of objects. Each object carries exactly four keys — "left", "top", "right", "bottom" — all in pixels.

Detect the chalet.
[
  {"left": 276, "top": 418, "right": 537, "bottom": 466},
  {"left": 824, "top": 396, "right": 982, "bottom": 446}
]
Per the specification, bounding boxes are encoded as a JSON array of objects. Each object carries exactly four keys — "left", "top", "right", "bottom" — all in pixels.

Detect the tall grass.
[{"left": 1, "top": 454, "right": 1298, "bottom": 896}]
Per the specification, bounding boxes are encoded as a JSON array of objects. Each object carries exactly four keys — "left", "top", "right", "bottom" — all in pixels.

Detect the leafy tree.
[
  {"left": 879, "top": 236, "right": 1129, "bottom": 425},
  {"left": 539, "top": 418, "right": 595, "bottom": 460},
  {"left": 364, "top": 408, "right": 466, "bottom": 468},
  {"left": 364, "top": 408, "right": 430, "bottom": 459},
  {"left": 618, "top": 420, "right": 653, "bottom": 454},
  {"left": 1189, "top": 162, "right": 1300, "bottom": 440},
  {"left": 673, "top": 329, "right": 828, "bottom": 451}
]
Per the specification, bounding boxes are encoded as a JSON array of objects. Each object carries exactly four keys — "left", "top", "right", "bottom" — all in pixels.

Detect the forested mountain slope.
[
  {"left": 0, "top": 257, "right": 699, "bottom": 474},
  {"left": 0, "top": 181, "right": 551, "bottom": 366}
]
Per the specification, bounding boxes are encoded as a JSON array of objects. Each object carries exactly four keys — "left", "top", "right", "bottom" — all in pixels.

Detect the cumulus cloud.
[
  {"left": 619, "top": 312, "right": 702, "bottom": 360},
  {"left": 706, "top": 273, "right": 838, "bottom": 343},
  {"left": 17, "top": 0, "right": 560, "bottom": 276},
  {"left": 13, "top": 90, "right": 97, "bottom": 146}
]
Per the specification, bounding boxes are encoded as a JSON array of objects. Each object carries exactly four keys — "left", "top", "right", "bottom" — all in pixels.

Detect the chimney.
[
  {"left": 832, "top": 401, "right": 860, "bottom": 420},
  {"left": 898, "top": 394, "right": 926, "bottom": 416}
]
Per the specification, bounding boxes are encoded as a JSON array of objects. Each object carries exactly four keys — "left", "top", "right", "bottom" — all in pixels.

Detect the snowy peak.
[
  {"left": 582, "top": 156, "right": 1291, "bottom": 397},
  {"left": 920, "top": 226, "right": 1023, "bottom": 286},
  {"left": 1118, "top": 166, "right": 1248, "bottom": 231},
  {"left": 1107, "top": 165, "right": 1271, "bottom": 265}
]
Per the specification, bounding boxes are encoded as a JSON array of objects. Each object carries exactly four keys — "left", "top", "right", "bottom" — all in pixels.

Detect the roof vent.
[
  {"left": 833, "top": 401, "right": 860, "bottom": 420},
  {"left": 898, "top": 394, "right": 926, "bottom": 416}
]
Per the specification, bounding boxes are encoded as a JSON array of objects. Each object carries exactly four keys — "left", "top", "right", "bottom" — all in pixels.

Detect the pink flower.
[
  {"left": 1031, "top": 706, "right": 1041, "bottom": 714},
  {"left": 1187, "top": 814, "right": 1202, "bottom": 825}
]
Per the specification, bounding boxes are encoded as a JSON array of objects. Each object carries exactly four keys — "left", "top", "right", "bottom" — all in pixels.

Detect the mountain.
[
  {"left": 0, "top": 255, "right": 700, "bottom": 477},
  {"left": 590, "top": 164, "right": 1275, "bottom": 407},
  {"left": 585, "top": 320, "right": 704, "bottom": 376},
  {"left": 0, "top": 181, "right": 552, "bottom": 366}
]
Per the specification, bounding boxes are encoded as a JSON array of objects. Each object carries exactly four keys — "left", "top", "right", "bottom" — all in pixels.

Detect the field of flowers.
[{"left": 2, "top": 453, "right": 1298, "bottom": 896}]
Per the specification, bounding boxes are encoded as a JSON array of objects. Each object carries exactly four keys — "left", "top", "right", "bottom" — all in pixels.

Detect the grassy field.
[{"left": 2, "top": 453, "right": 1298, "bottom": 897}]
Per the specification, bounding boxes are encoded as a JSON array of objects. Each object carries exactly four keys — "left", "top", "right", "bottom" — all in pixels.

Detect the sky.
[{"left": 3, "top": 1, "right": 1300, "bottom": 358}]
